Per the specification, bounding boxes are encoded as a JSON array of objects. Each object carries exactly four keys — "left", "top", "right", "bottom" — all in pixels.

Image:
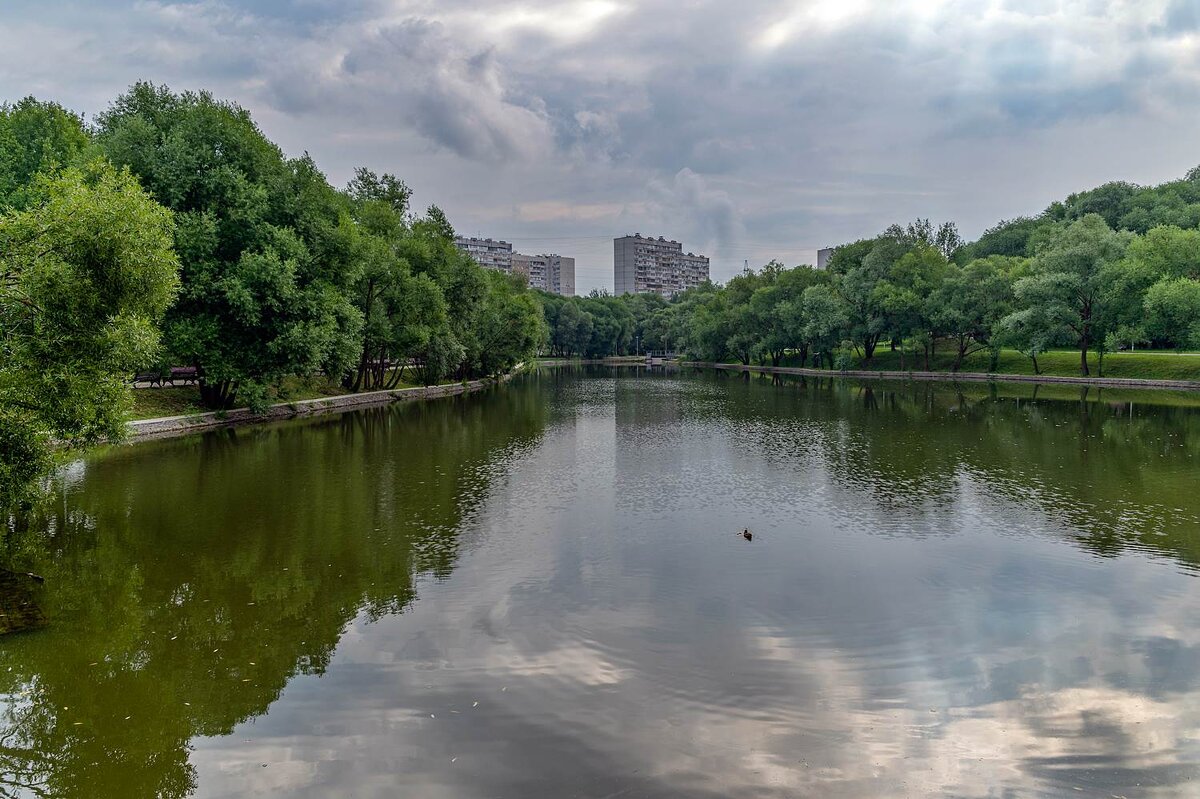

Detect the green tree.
[
  {"left": 0, "top": 97, "right": 90, "bottom": 211},
  {"left": 834, "top": 235, "right": 906, "bottom": 360},
  {"left": 582, "top": 295, "right": 635, "bottom": 357},
  {"left": 399, "top": 209, "right": 487, "bottom": 379},
  {"left": 1122, "top": 225, "right": 1200, "bottom": 280},
  {"left": 994, "top": 306, "right": 1067, "bottom": 376},
  {"left": 0, "top": 161, "right": 179, "bottom": 507},
  {"left": 343, "top": 169, "right": 451, "bottom": 390},
  {"left": 722, "top": 267, "right": 771, "bottom": 365},
  {"left": 954, "top": 217, "right": 1051, "bottom": 263},
  {"left": 475, "top": 271, "right": 546, "bottom": 376},
  {"left": 800, "top": 284, "right": 849, "bottom": 369},
  {"left": 545, "top": 298, "right": 594, "bottom": 357},
  {"left": 928, "top": 256, "right": 1017, "bottom": 371},
  {"left": 1008, "top": 214, "right": 1130, "bottom": 375},
  {"left": 1143, "top": 277, "right": 1200, "bottom": 349},
  {"left": 683, "top": 284, "right": 732, "bottom": 361},
  {"left": 95, "top": 83, "right": 362, "bottom": 409},
  {"left": 875, "top": 244, "right": 950, "bottom": 369},
  {"left": 749, "top": 263, "right": 826, "bottom": 366}
]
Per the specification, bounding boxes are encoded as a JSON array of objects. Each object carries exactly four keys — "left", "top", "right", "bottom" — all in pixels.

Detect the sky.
[{"left": 3, "top": 0, "right": 1200, "bottom": 293}]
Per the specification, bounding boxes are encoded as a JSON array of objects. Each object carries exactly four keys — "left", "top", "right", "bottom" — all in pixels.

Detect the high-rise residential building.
[
  {"left": 614, "top": 234, "right": 710, "bottom": 297},
  {"left": 454, "top": 236, "right": 513, "bottom": 272},
  {"left": 512, "top": 252, "right": 575, "bottom": 296},
  {"left": 511, "top": 253, "right": 547, "bottom": 290},
  {"left": 817, "top": 247, "right": 834, "bottom": 270},
  {"left": 546, "top": 254, "right": 575, "bottom": 296},
  {"left": 454, "top": 236, "right": 574, "bottom": 296}
]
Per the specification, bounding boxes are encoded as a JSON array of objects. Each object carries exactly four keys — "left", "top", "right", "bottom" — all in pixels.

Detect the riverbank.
[
  {"left": 683, "top": 361, "right": 1200, "bottom": 391},
  {"left": 763, "top": 348, "right": 1200, "bottom": 382},
  {"left": 126, "top": 368, "right": 525, "bottom": 442},
  {"left": 535, "top": 356, "right": 643, "bottom": 367}
]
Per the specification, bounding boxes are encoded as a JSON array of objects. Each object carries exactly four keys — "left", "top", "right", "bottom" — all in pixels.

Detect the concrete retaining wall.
[
  {"left": 127, "top": 370, "right": 520, "bottom": 442},
  {"left": 535, "top": 358, "right": 642, "bottom": 367},
  {"left": 678, "top": 361, "right": 1200, "bottom": 391}
]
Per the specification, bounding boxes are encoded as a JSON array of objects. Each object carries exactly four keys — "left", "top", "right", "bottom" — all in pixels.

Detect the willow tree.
[{"left": 1009, "top": 214, "right": 1130, "bottom": 375}]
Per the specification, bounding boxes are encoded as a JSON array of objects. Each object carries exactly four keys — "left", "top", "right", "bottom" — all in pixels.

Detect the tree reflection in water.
[
  {"left": 0, "top": 387, "right": 548, "bottom": 798},
  {"left": 0, "top": 368, "right": 1197, "bottom": 798}
]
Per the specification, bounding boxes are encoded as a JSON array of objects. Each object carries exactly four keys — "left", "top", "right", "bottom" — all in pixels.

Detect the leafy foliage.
[
  {"left": 0, "top": 161, "right": 180, "bottom": 507},
  {"left": 95, "top": 83, "right": 363, "bottom": 409},
  {"left": 0, "top": 97, "right": 90, "bottom": 211}
]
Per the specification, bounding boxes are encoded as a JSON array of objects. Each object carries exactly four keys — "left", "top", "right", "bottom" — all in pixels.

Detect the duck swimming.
[{"left": 740, "top": 528, "right": 753, "bottom": 541}]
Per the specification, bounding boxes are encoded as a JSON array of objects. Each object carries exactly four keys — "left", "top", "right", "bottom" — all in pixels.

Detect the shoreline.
[
  {"left": 135, "top": 355, "right": 1199, "bottom": 445},
  {"left": 126, "top": 368, "right": 524, "bottom": 442},
  {"left": 677, "top": 361, "right": 1200, "bottom": 391},
  {"left": 535, "top": 357, "right": 1200, "bottom": 390}
]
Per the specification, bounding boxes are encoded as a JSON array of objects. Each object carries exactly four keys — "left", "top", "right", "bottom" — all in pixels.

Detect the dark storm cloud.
[{"left": 3, "top": 0, "right": 1199, "bottom": 289}]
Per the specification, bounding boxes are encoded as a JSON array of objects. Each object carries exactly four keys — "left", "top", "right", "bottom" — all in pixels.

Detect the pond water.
[{"left": 2, "top": 366, "right": 1200, "bottom": 798}]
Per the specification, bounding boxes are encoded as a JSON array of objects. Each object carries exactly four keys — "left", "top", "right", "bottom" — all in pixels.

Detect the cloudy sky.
[{"left": 3, "top": 0, "right": 1200, "bottom": 291}]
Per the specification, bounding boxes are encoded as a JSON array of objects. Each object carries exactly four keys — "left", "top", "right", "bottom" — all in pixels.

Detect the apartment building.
[
  {"left": 511, "top": 253, "right": 547, "bottom": 290},
  {"left": 545, "top": 254, "right": 575, "bottom": 296},
  {"left": 614, "top": 234, "right": 710, "bottom": 297},
  {"left": 817, "top": 247, "right": 834, "bottom": 270},
  {"left": 512, "top": 252, "right": 576, "bottom": 296},
  {"left": 453, "top": 236, "right": 513, "bottom": 272}
]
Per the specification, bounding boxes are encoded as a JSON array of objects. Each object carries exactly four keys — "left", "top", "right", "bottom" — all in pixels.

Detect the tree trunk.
[
  {"left": 356, "top": 280, "right": 376, "bottom": 392},
  {"left": 1031, "top": 353, "right": 1040, "bottom": 375},
  {"left": 952, "top": 337, "right": 967, "bottom": 373},
  {"left": 863, "top": 336, "right": 877, "bottom": 360},
  {"left": 352, "top": 348, "right": 367, "bottom": 392},
  {"left": 199, "top": 379, "right": 235, "bottom": 410},
  {"left": 385, "top": 363, "right": 405, "bottom": 389},
  {"left": 1078, "top": 304, "right": 1092, "bottom": 375}
]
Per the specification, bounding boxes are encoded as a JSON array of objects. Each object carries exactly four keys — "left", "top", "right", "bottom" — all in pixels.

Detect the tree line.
[
  {"left": 543, "top": 174, "right": 1200, "bottom": 376},
  {"left": 7, "top": 80, "right": 1200, "bottom": 508},
  {"left": 1, "top": 84, "right": 545, "bottom": 508}
]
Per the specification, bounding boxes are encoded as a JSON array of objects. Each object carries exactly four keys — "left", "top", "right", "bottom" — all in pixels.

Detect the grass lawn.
[
  {"left": 128, "top": 387, "right": 209, "bottom": 420},
  {"left": 755, "top": 347, "right": 1200, "bottom": 382}
]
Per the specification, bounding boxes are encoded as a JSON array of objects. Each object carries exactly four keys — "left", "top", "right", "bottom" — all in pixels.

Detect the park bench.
[
  {"left": 131, "top": 367, "right": 199, "bottom": 386},
  {"left": 168, "top": 367, "right": 198, "bottom": 385}
]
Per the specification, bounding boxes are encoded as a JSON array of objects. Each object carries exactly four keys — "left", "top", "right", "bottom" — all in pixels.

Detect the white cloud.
[{"left": 3, "top": 0, "right": 1200, "bottom": 290}]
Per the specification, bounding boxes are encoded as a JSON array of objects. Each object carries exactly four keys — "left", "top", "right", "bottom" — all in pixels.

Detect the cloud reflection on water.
[{"left": 187, "top": 371, "right": 1200, "bottom": 797}]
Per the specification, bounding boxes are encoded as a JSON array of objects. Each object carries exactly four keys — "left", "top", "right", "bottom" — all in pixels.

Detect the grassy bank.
[
  {"left": 128, "top": 375, "right": 433, "bottom": 421},
  {"left": 754, "top": 348, "right": 1200, "bottom": 382}
]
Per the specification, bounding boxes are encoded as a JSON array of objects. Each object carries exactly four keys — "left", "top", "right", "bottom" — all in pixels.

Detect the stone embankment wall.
[
  {"left": 680, "top": 361, "right": 1200, "bottom": 391},
  {"left": 128, "top": 371, "right": 519, "bottom": 442},
  {"left": 535, "top": 357, "right": 643, "bottom": 366}
]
